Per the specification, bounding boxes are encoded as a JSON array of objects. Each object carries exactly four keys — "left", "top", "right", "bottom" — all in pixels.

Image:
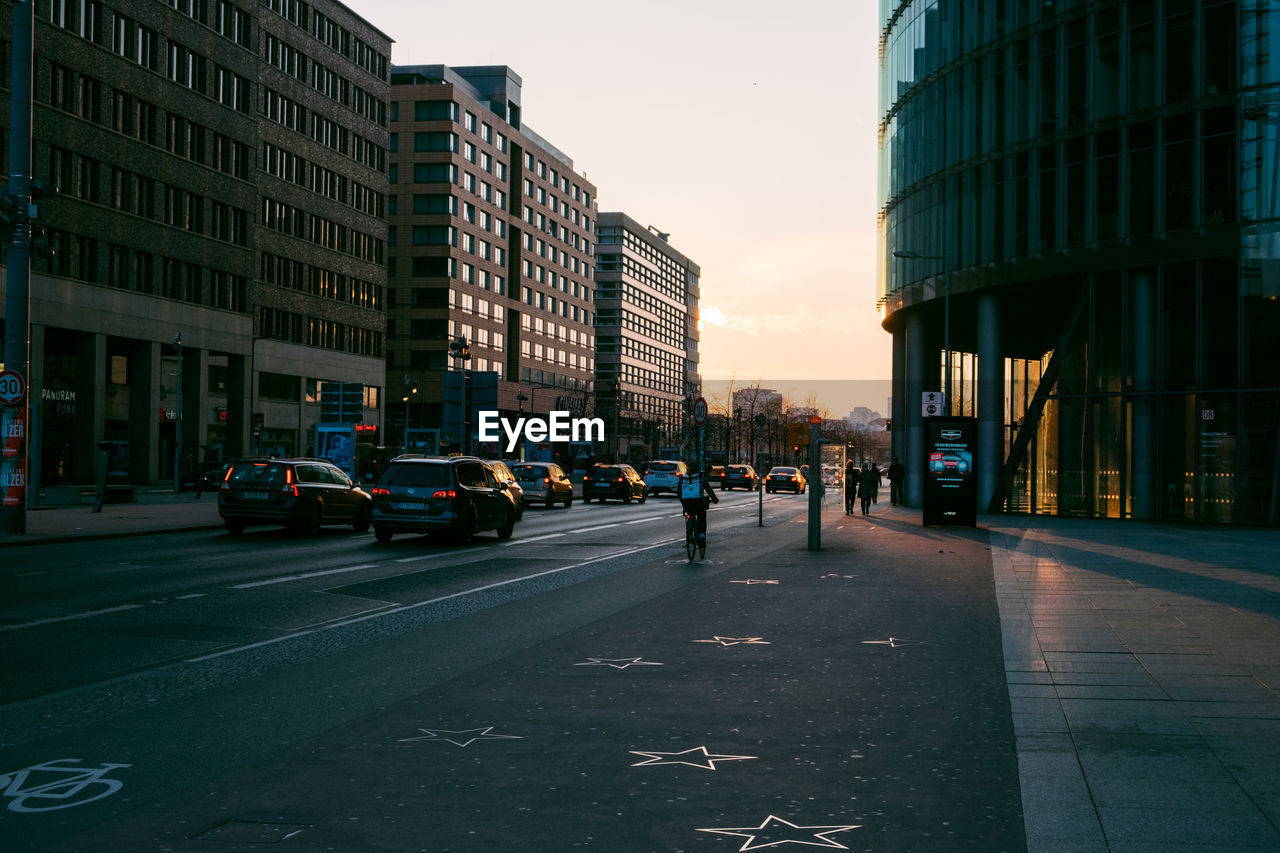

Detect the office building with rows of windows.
[
  {"left": 0, "top": 0, "right": 390, "bottom": 495},
  {"left": 594, "top": 212, "right": 700, "bottom": 460},
  {"left": 879, "top": 0, "right": 1280, "bottom": 524},
  {"left": 386, "top": 65, "right": 598, "bottom": 456}
]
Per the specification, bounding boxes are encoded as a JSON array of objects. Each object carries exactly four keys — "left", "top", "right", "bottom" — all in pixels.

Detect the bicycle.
[
  {"left": 0, "top": 759, "right": 131, "bottom": 812},
  {"left": 684, "top": 510, "right": 706, "bottom": 561}
]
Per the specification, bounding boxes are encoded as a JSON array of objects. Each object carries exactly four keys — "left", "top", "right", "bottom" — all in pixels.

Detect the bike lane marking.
[{"left": 0, "top": 604, "right": 145, "bottom": 633}]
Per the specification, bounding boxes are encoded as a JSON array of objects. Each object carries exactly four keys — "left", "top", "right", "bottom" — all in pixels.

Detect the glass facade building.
[{"left": 879, "top": 0, "right": 1280, "bottom": 524}]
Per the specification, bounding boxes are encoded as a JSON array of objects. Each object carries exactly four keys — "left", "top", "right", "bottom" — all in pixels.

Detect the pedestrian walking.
[
  {"left": 859, "top": 461, "right": 878, "bottom": 515},
  {"left": 870, "top": 461, "right": 882, "bottom": 503},
  {"left": 888, "top": 456, "right": 905, "bottom": 505},
  {"left": 844, "top": 459, "right": 859, "bottom": 515}
]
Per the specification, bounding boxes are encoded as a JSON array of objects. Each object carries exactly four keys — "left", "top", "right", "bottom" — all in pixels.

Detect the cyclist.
[{"left": 679, "top": 470, "right": 720, "bottom": 547}]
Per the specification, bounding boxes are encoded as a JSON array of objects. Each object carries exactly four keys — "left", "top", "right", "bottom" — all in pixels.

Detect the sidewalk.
[{"left": 1, "top": 490, "right": 223, "bottom": 545}]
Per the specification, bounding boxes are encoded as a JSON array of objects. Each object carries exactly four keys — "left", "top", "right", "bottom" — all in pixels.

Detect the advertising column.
[{"left": 922, "top": 416, "right": 977, "bottom": 526}]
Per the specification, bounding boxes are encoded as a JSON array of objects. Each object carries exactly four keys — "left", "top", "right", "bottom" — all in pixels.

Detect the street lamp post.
[
  {"left": 172, "top": 333, "right": 183, "bottom": 493},
  {"left": 516, "top": 392, "right": 528, "bottom": 460},
  {"left": 401, "top": 374, "right": 417, "bottom": 454},
  {"left": 892, "top": 250, "right": 950, "bottom": 415}
]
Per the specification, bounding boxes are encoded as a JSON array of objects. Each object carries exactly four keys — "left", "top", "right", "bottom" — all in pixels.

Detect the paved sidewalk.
[
  {"left": 1, "top": 490, "right": 223, "bottom": 545},
  {"left": 988, "top": 517, "right": 1280, "bottom": 852}
]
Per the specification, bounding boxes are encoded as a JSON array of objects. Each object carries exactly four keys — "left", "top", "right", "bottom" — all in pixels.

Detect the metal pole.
[
  {"left": 172, "top": 334, "right": 183, "bottom": 492},
  {"left": 807, "top": 419, "right": 821, "bottom": 551},
  {"left": 943, "top": 263, "right": 951, "bottom": 416},
  {"left": 1, "top": 0, "right": 34, "bottom": 535},
  {"left": 757, "top": 425, "right": 764, "bottom": 527}
]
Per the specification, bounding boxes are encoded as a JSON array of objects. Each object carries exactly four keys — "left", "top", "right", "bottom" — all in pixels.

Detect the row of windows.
[
  {"left": 520, "top": 204, "right": 591, "bottom": 257},
  {"left": 32, "top": 232, "right": 248, "bottom": 312},
  {"left": 39, "top": 0, "right": 251, "bottom": 57},
  {"left": 520, "top": 231, "right": 591, "bottom": 278},
  {"left": 521, "top": 285, "right": 591, "bottom": 326},
  {"left": 261, "top": 142, "right": 385, "bottom": 217},
  {"left": 259, "top": 252, "right": 383, "bottom": 310},
  {"left": 616, "top": 361, "right": 684, "bottom": 399},
  {"left": 596, "top": 280, "right": 688, "bottom": 340},
  {"left": 596, "top": 309, "right": 686, "bottom": 351},
  {"left": 399, "top": 100, "right": 511, "bottom": 154},
  {"left": 522, "top": 148, "right": 591, "bottom": 207},
  {"left": 266, "top": 0, "right": 389, "bottom": 80},
  {"left": 596, "top": 335, "right": 685, "bottom": 382},
  {"left": 885, "top": 108, "right": 1238, "bottom": 288},
  {"left": 258, "top": 306, "right": 383, "bottom": 357},
  {"left": 265, "top": 33, "right": 386, "bottom": 127},
  {"left": 596, "top": 253, "right": 691, "bottom": 307},
  {"left": 519, "top": 312, "right": 592, "bottom": 349},
  {"left": 261, "top": 197, "right": 384, "bottom": 263},
  {"left": 519, "top": 339, "right": 591, "bottom": 372},
  {"left": 596, "top": 228, "right": 694, "bottom": 300}
]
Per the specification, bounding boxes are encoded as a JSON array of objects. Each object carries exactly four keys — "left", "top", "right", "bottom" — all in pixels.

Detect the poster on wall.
[
  {"left": 315, "top": 423, "right": 356, "bottom": 478},
  {"left": 922, "top": 416, "right": 977, "bottom": 527}
]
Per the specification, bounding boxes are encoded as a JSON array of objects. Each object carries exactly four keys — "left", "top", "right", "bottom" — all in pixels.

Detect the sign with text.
[{"left": 922, "top": 416, "right": 976, "bottom": 527}]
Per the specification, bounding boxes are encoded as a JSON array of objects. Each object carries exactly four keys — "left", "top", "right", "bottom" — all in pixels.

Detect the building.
[
  {"left": 878, "top": 0, "right": 1280, "bottom": 525},
  {"left": 386, "top": 65, "right": 598, "bottom": 460},
  {"left": 594, "top": 213, "right": 701, "bottom": 461},
  {"left": 0, "top": 0, "right": 390, "bottom": 496}
]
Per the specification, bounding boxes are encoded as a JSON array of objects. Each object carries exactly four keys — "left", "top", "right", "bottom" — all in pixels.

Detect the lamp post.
[
  {"left": 893, "top": 250, "right": 950, "bottom": 415},
  {"left": 516, "top": 392, "right": 528, "bottom": 460},
  {"left": 401, "top": 374, "right": 417, "bottom": 454},
  {"left": 172, "top": 332, "right": 183, "bottom": 493},
  {"left": 733, "top": 407, "right": 742, "bottom": 462}
]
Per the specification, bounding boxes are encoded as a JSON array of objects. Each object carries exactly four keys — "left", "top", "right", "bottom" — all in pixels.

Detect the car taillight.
[
  {"left": 282, "top": 467, "right": 300, "bottom": 498},
  {"left": 616, "top": 477, "right": 624, "bottom": 482},
  {"left": 372, "top": 487, "right": 390, "bottom": 497},
  {"left": 543, "top": 477, "right": 551, "bottom": 484},
  {"left": 431, "top": 489, "right": 456, "bottom": 500}
]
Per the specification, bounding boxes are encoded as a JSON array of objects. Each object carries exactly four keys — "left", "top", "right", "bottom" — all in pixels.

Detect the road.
[{"left": 0, "top": 489, "right": 1025, "bottom": 852}]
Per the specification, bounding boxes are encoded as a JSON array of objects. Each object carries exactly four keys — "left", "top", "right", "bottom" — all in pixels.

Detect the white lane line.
[
  {"left": 0, "top": 603, "right": 145, "bottom": 632},
  {"left": 186, "top": 538, "right": 684, "bottom": 663},
  {"left": 625, "top": 516, "right": 662, "bottom": 524},
  {"left": 503, "top": 532, "right": 566, "bottom": 545},
  {"left": 568, "top": 524, "right": 620, "bottom": 534},
  {"left": 231, "top": 564, "right": 377, "bottom": 589}
]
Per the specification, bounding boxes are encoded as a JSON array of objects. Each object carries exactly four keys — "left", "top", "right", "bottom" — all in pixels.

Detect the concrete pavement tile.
[
  {"left": 1107, "top": 843, "right": 1280, "bottom": 852},
  {"left": 1006, "top": 670, "right": 1054, "bottom": 684},
  {"left": 1059, "top": 698, "right": 1196, "bottom": 735},
  {"left": 1018, "top": 773, "right": 1105, "bottom": 847},
  {"left": 1095, "top": 804, "right": 1279, "bottom": 845},
  {"left": 1012, "top": 710, "right": 1071, "bottom": 735},
  {"left": 1009, "top": 683, "right": 1059, "bottom": 698},
  {"left": 1172, "top": 699, "right": 1280, "bottom": 719},
  {"left": 1047, "top": 659, "right": 1150, "bottom": 675},
  {"left": 1054, "top": 684, "right": 1169, "bottom": 702},
  {"left": 1050, "top": 671, "right": 1159, "bottom": 687},
  {"left": 1073, "top": 733, "right": 1236, "bottom": 783},
  {"left": 1044, "top": 651, "right": 1143, "bottom": 667},
  {"left": 1086, "top": 777, "right": 1260, "bottom": 811}
]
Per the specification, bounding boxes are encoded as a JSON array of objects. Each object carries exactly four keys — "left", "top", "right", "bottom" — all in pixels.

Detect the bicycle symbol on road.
[{"left": 0, "top": 758, "right": 132, "bottom": 812}]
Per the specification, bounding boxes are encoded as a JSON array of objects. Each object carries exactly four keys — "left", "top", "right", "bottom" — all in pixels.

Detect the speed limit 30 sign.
[
  {"left": 0, "top": 370, "right": 26, "bottom": 405},
  {"left": 692, "top": 396, "right": 708, "bottom": 426}
]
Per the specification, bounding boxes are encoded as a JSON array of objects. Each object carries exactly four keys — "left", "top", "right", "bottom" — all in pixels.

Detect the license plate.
[
  {"left": 243, "top": 491, "right": 269, "bottom": 500},
  {"left": 394, "top": 501, "right": 423, "bottom": 510}
]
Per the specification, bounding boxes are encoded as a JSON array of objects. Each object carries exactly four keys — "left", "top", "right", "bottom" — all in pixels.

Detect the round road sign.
[
  {"left": 692, "top": 396, "right": 708, "bottom": 426},
  {"left": 0, "top": 370, "right": 25, "bottom": 405}
]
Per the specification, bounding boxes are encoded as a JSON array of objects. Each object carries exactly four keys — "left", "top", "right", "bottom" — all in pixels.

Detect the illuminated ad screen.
[{"left": 923, "top": 417, "right": 976, "bottom": 526}]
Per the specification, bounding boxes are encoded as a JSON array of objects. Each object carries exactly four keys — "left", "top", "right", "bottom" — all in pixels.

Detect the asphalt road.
[{"left": 0, "top": 491, "right": 1024, "bottom": 852}]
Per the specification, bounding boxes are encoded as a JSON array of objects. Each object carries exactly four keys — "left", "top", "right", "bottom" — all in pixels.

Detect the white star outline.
[
  {"left": 397, "top": 726, "right": 524, "bottom": 747},
  {"left": 730, "top": 579, "right": 780, "bottom": 585},
  {"left": 628, "top": 745, "right": 757, "bottom": 770},
  {"left": 696, "top": 814, "right": 861, "bottom": 850},
  {"left": 693, "top": 636, "right": 772, "bottom": 646},
  {"left": 861, "top": 637, "right": 929, "bottom": 648},
  {"left": 573, "top": 657, "right": 664, "bottom": 669}
]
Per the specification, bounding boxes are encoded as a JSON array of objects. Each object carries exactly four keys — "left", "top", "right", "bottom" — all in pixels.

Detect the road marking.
[
  {"left": 625, "top": 516, "right": 662, "bottom": 524},
  {"left": 568, "top": 523, "right": 619, "bottom": 534},
  {"left": 0, "top": 604, "right": 145, "bottom": 632},
  {"left": 504, "top": 532, "right": 565, "bottom": 545},
  {"left": 231, "top": 564, "right": 377, "bottom": 589},
  {"left": 186, "top": 539, "right": 683, "bottom": 663}
]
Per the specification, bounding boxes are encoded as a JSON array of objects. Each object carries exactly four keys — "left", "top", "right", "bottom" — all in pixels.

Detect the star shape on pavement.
[
  {"left": 730, "top": 579, "right": 780, "bottom": 585},
  {"left": 861, "top": 637, "right": 928, "bottom": 648},
  {"left": 397, "top": 726, "right": 524, "bottom": 747},
  {"left": 696, "top": 815, "right": 861, "bottom": 850},
  {"left": 573, "top": 657, "right": 664, "bottom": 669},
  {"left": 629, "top": 746, "right": 757, "bottom": 770},
  {"left": 693, "top": 636, "right": 771, "bottom": 646}
]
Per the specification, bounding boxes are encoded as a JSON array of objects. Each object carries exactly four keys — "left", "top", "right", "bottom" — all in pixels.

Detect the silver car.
[{"left": 643, "top": 460, "right": 688, "bottom": 496}]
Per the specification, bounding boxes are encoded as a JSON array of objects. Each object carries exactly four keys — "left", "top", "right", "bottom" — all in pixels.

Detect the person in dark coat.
[
  {"left": 859, "top": 461, "right": 879, "bottom": 515},
  {"left": 844, "top": 459, "right": 859, "bottom": 515},
  {"left": 887, "top": 457, "right": 905, "bottom": 505}
]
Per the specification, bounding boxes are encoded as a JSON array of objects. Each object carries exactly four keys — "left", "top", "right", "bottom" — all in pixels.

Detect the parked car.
[
  {"left": 510, "top": 461, "right": 574, "bottom": 508},
  {"left": 582, "top": 463, "right": 648, "bottom": 503},
  {"left": 721, "top": 464, "right": 759, "bottom": 491},
  {"left": 370, "top": 455, "right": 519, "bottom": 544},
  {"left": 218, "top": 458, "right": 372, "bottom": 536},
  {"left": 487, "top": 460, "right": 526, "bottom": 518},
  {"left": 643, "top": 460, "right": 688, "bottom": 496},
  {"left": 765, "top": 465, "right": 807, "bottom": 494}
]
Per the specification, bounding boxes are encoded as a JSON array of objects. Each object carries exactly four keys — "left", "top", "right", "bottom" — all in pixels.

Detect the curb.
[{"left": 0, "top": 523, "right": 225, "bottom": 548}]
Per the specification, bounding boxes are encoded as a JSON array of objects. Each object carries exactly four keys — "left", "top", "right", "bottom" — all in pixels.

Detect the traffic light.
[
  {"left": 449, "top": 336, "right": 471, "bottom": 363},
  {"left": 885, "top": 418, "right": 892, "bottom": 432}
]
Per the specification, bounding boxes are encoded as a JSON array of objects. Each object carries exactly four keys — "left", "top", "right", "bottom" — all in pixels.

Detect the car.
[
  {"left": 643, "top": 460, "right": 688, "bottom": 496},
  {"left": 488, "top": 460, "right": 526, "bottom": 518},
  {"left": 217, "top": 458, "right": 373, "bottom": 536},
  {"left": 582, "top": 463, "right": 648, "bottom": 503},
  {"left": 707, "top": 465, "right": 726, "bottom": 483},
  {"left": 509, "top": 461, "right": 574, "bottom": 508},
  {"left": 765, "top": 465, "right": 807, "bottom": 494},
  {"left": 721, "top": 464, "right": 759, "bottom": 491},
  {"left": 370, "top": 455, "right": 519, "bottom": 544},
  {"left": 929, "top": 452, "right": 971, "bottom": 475}
]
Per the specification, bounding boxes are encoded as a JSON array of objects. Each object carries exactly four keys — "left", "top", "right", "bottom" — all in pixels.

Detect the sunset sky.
[{"left": 358, "top": 0, "right": 888, "bottom": 411}]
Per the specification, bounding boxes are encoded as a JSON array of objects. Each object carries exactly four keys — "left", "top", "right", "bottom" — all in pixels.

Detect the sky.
[{"left": 357, "top": 0, "right": 888, "bottom": 413}]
